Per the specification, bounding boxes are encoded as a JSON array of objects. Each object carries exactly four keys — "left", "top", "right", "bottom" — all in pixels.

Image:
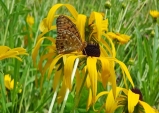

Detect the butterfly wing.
[{"left": 56, "top": 15, "right": 83, "bottom": 54}]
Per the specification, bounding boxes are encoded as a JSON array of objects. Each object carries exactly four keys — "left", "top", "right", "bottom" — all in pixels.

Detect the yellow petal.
[
  {"left": 139, "top": 101, "right": 155, "bottom": 113},
  {"left": 4, "top": 74, "right": 14, "bottom": 90},
  {"left": 46, "top": 4, "right": 64, "bottom": 29},
  {"left": 128, "top": 89, "right": 139, "bottom": 113},
  {"left": 106, "top": 87, "right": 123, "bottom": 113},
  {"left": 37, "top": 26, "right": 56, "bottom": 41},
  {"left": 86, "top": 72, "right": 91, "bottom": 88},
  {"left": 76, "top": 14, "right": 87, "bottom": 42},
  {"left": 46, "top": 4, "right": 78, "bottom": 29},
  {"left": 10, "top": 80, "right": 14, "bottom": 90},
  {"left": 114, "top": 59, "right": 134, "bottom": 87},
  {"left": 64, "top": 56, "right": 78, "bottom": 90},
  {"left": 75, "top": 69, "right": 82, "bottom": 94},
  {"left": 53, "top": 66, "right": 62, "bottom": 92},
  {"left": 87, "top": 88, "right": 92, "bottom": 110},
  {"left": 39, "top": 18, "right": 47, "bottom": 32},
  {"left": 38, "top": 52, "right": 56, "bottom": 75},
  {"left": 0, "top": 46, "right": 10, "bottom": 55},
  {"left": 57, "top": 79, "right": 67, "bottom": 104},
  {"left": 149, "top": 10, "right": 159, "bottom": 18},
  {"left": 32, "top": 37, "right": 46, "bottom": 66},
  {"left": 101, "top": 34, "right": 116, "bottom": 57},
  {"left": 89, "top": 12, "right": 103, "bottom": 41},
  {"left": 32, "top": 37, "right": 56, "bottom": 67},
  {"left": 48, "top": 54, "right": 63, "bottom": 78},
  {"left": 0, "top": 46, "right": 27, "bottom": 61},
  {"left": 98, "top": 57, "right": 110, "bottom": 87},
  {"left": 87, "top": 57, "right": 97, "bottom": 103},
  {"left": 106, "top": 32, "right": 130, "bottom": 44},
  {"left": 102, "top": 19, "right": 108, "bottom": 32},
  {"left": 26, "top": 14, "right": 34, "bottom": 26},
  {"left": 96, "top": 91, "right": 109, "bottom": 103},
  {"left": 108, "top": 60, "right": 116, "bottom": 98}
]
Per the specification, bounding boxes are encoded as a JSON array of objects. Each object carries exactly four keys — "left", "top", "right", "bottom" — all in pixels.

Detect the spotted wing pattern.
[{"left": 56, "top": 15, "right": 84, "bottom": 54}]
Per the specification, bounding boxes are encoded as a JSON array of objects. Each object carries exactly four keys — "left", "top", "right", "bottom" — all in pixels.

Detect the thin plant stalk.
[
  {"left": 3, "top": 0, "right": 15, "bottom": 45},
  {"left": 59, "top": 58, "right": 79, "bottom": 113}
]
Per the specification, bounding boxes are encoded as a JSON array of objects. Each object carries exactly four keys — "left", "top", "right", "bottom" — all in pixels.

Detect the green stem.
[{"left": 3, "top": 0, "right": 15, "bottom": 45}]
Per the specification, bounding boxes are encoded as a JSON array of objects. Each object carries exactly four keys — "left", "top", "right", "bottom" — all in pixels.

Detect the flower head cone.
[{"left": 32, "top": 3, "right": 134, "bottom": 110}]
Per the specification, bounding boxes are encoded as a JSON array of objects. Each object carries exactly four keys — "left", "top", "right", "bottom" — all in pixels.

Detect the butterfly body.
[{"left": 56, "top": 15, "right": 86, "bottom": 54}]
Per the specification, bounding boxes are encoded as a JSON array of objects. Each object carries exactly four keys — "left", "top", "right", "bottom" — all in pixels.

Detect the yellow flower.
[
  {"left": 0, "top": 46, "right": 28, "bottom": 61},
  {"left": 150, "top": 10, "right": 159, "bottom": 18},
  {"left": 24, "top": 14, "right": 35, "bottom": 46},
  {"left": 26, "top": 14, "right": 34, "bottom": 26},
  {"left": 4, "top": 74, "right": 14, "bottom": 90},
  {"left": 4, "top": 74, "right": 22, "bottom": 93},
  {"left": 106, "top": 32, "right": 130, "bottom": 44},
  {"left": 32, "top": 3, "right": 134, "bottom": 110},
  {"left": 95, "top": 87, "right": 156, "bottom": 113}
]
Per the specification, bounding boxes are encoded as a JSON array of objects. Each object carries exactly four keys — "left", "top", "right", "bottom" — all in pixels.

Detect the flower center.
[
  {"left": 82, "top": 42, "right": 100, "bottom": 57},
  {"left": 131, "top": 88, "right": 143, "bottom": 101}
]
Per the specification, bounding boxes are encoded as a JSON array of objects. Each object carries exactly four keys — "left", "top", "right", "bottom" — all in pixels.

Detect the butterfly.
[{"left": 56, "top": 15, "right": 86, "bottom": 54}]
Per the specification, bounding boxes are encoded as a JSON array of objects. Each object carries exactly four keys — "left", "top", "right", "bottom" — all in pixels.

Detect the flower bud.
[{"left": 104, "top": 1, "right": 111, "bottom": 9}]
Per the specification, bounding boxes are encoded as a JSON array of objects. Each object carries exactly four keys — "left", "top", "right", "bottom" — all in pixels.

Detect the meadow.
[{"left": 0, "top": 0, "right": 159, "bottom": 113}]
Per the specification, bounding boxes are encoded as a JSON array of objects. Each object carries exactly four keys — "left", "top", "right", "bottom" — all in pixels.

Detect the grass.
[{"left": 0, "top": 0, "right": 159, "bottom": 112}]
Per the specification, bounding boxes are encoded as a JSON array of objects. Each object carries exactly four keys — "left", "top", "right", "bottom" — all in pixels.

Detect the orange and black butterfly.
[{"left": 56, "top": 15, "right": 86, "bottom": 54}]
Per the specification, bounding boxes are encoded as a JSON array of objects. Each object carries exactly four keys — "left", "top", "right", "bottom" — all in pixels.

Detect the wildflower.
[
  {"left": 104, "top": 1, "right": 111, "bottom": 9},
  {"left": 4, "top": 74, "right": 22, "bottom": 93},
  {"left": 149, "top": 10, "right": 159, "bottom": 18},
  {"left": 26, "top": 14, "right": 34, "bottom": 26},
  {"left": 24, "top": 14, "right": 35, "bottom": 46},
  {"left": 96, "top": 87, "right": 156, "bottom": 113},
  {"left": 32, "top": 3, "right": 134, "bottom": 110},
  {"left": 0, "top": 46, "right": 28, "bottom": 61},
  {"left": 4, "top": 74, "right": 14, "bottom": 90},
  {"left": 106, "top": 32, "right": 130, "bottom": 44}
]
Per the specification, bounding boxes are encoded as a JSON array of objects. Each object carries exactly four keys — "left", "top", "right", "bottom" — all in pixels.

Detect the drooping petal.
[
  {"left": 32, "top": 37, "right": 56, "bottom": 67},
  {"left": 98, "top": 57, "right": 110, "bottom": 87},
  {"left": 128, "top": 89, "right": 139, "bottom": 113},
  {"left": 76, "top": 14, "right": 87, "bottom": 42},
  {"left": 75, "top": 69, "right": 82, "bottom": 94},
  {"left": 89, "top": 12, "right": 103, "bottom": 41},
  {"left": 106, "top": 32, "right": 130, "bottom": 44},
  {"left": 105, "top": 87, "right": 123, "bottom": 113},
  {"left": 114, "top": 59, "right": 134, "bottom": 87},
  {"left": 57, "top": 79, "right": 67, "bottom": 104},
  {"left": 37, "top": 26, "right": 56, "bottom": 41},
  {"left": 0, "top": 46, "right": 10, "bottom": 54},
  {"left": 39, "top": 18, "right": 47, "bottom": 32},
  {"left": 102, "top": 33, "right": 116, "bottom": 57},
  {"left": 108, "top": 60, "right": 116, "bottom": 98},
  {"left": 0, "top": 46, "right": 28, "bottom": 61},
  {"left": 96, "top": 91, "right": 109, "bottom": 103},
  {"left": 64, "top": 55, "right": 79, "bottom": 90},
  {"left": 86, "top": 88, "right": 92, "bottom": 110},
  {"left": 87, "top": 57, "right": 97, "bottom": 103},
  {"left": 139, "top": 101, "right": 155, "bottom": 113},
  {"left": 53, "top": 66, "right": 62, "bottom": 92},
  {"left": 86, "top": 71, "right": 91, "bottom": 88},
  {"left": 46, "top": 4, "right": 78, "bottom": 29}
]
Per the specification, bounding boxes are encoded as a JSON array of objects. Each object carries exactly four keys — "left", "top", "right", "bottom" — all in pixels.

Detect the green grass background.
[{"left": 0, "top": 0, "right": 159, "bottom": 112}]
